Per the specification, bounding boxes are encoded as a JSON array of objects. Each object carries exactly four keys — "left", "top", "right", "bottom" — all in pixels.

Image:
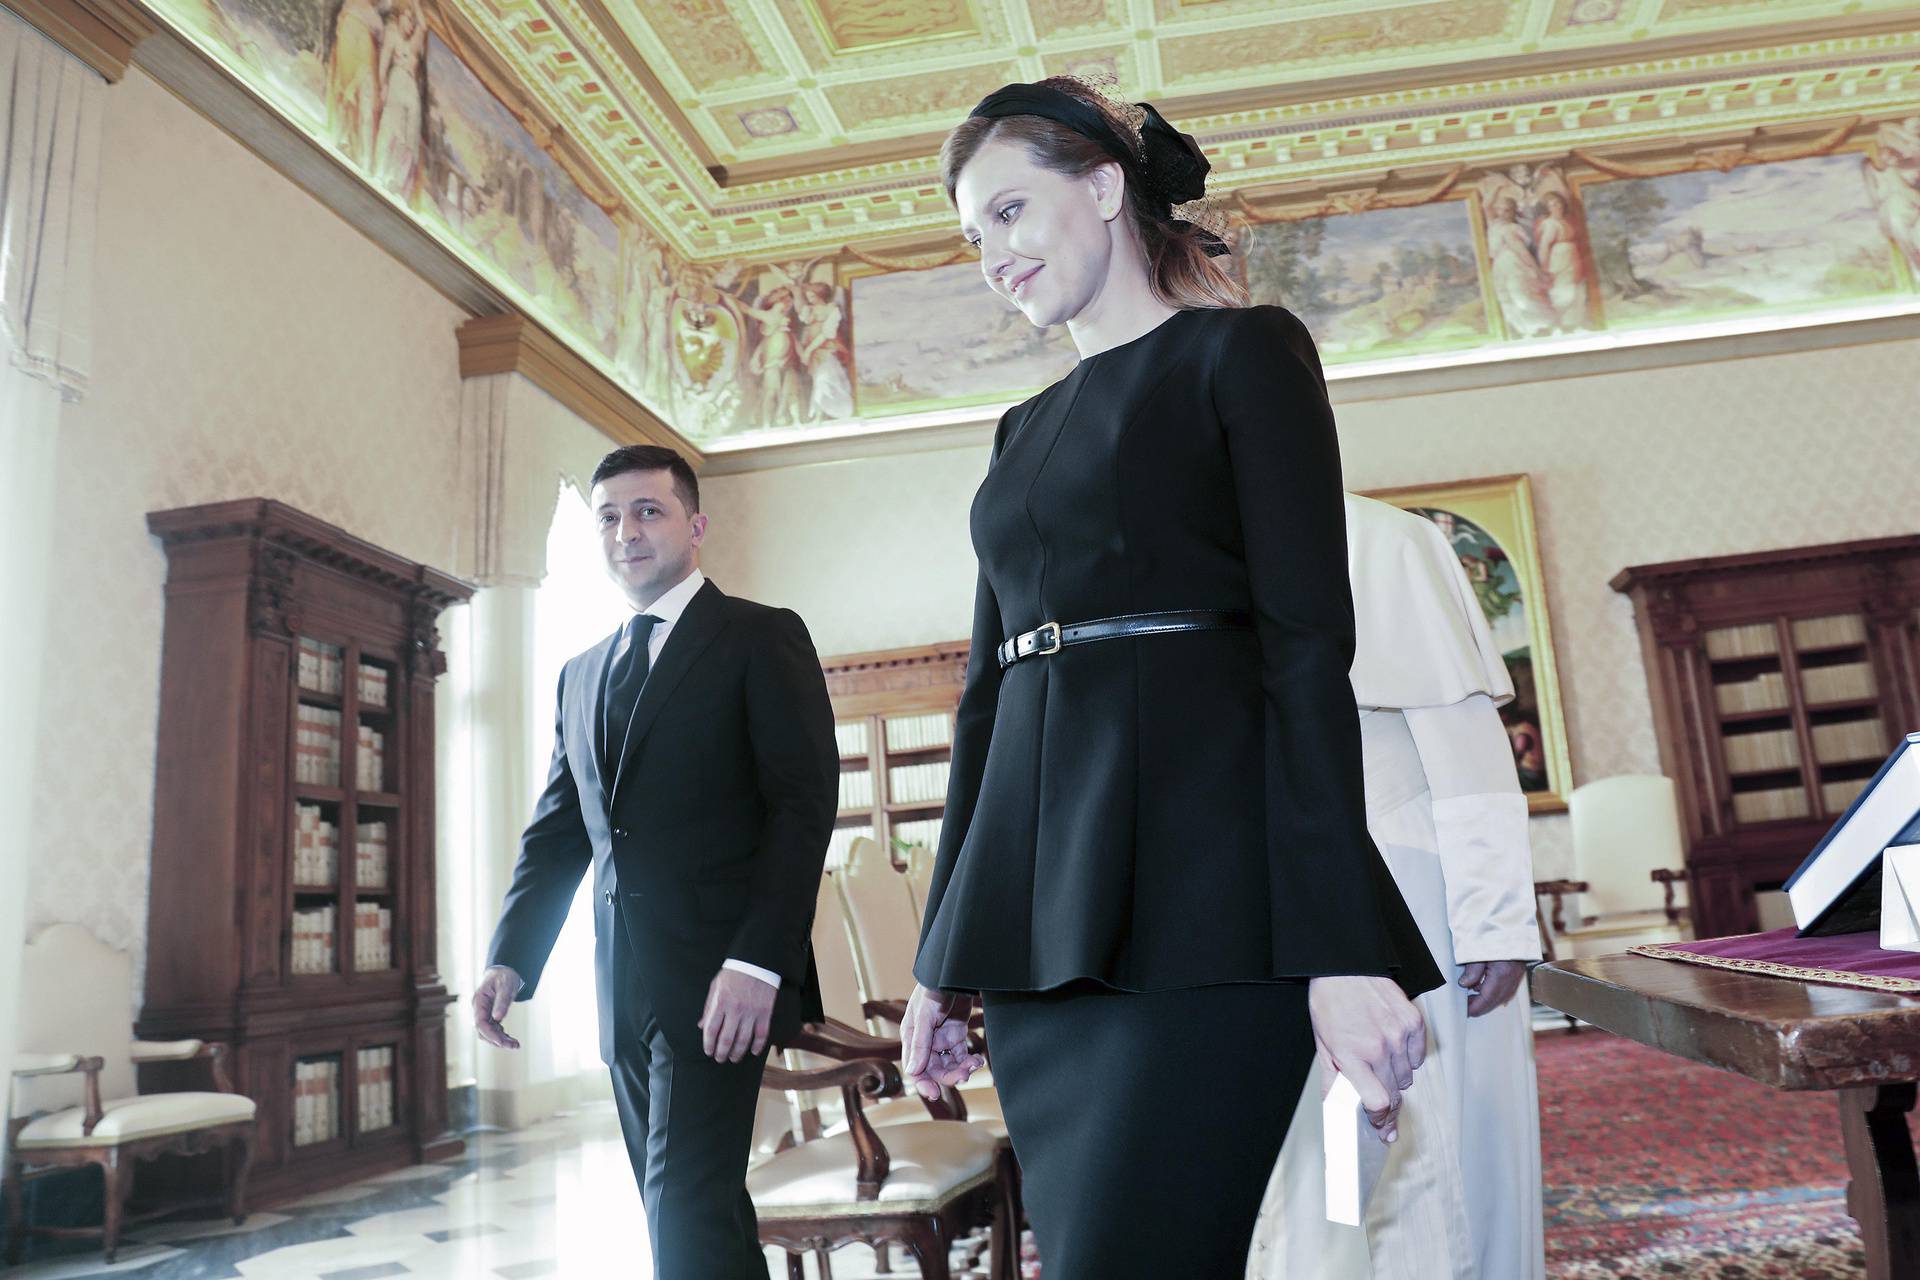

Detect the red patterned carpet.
[{"left": 1539, "top": 1028, "right": 1879, "bottom": 1278}]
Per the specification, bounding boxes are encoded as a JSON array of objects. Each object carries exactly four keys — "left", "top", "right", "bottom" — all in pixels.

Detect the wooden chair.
[
  {"left": 754, "top": 1022, "right": 1014, "bottom": 1280},
  {"left": 1540, "top": 775, "right": 1693, "bottom": 959},
  {"left": 838, "top": 838, "right": 993, "bottom": 1087},
  {"left": 903, "top": 841, "right": 936, "bottom": 924},
  {"left": 5, "top": 924, "right": 256, "bottom": 1264}
]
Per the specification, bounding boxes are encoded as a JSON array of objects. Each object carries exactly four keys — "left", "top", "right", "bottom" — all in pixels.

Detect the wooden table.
[{"left": 1533, "top": 952, "right": 1920, "bottom": 1279}]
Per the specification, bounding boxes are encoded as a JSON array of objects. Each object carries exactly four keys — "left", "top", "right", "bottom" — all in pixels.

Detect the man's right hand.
[{"left": 473, "top": 965, "right": 525, "bottom": 1050}]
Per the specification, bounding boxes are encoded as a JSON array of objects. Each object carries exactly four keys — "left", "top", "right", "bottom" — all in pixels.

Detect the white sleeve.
[
  {"left": 1403, "top": 693, "right": 1542, "bottom": 964},
  {"left": 722, "top": 958, "right": 781, "bottom": 989}
]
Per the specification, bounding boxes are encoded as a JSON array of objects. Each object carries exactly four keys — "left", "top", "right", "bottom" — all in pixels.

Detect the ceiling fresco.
[{"left": 141, "top": 0, "right": 1920, "bottom": 450}]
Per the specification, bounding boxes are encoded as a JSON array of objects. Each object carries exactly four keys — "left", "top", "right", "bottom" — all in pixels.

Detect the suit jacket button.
[{"left": 612, "top": 827, "right": 627, "bottom": 839}]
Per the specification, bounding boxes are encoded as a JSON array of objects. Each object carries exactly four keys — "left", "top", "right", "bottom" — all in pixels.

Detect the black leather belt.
[{"left": 996, "top": 609, "right": 1253, "bottom": 669}]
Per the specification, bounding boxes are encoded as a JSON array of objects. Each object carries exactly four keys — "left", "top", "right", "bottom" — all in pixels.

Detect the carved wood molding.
[
  {"left": 820, "top": 640, "right": 968, "bottom": 718},
  {"left": 455, "top": 314, "right": 707, "bottom": 465},
  {"left": 1, "top": 0, "right": 154, "bottom": 82},
  {"left": 148, "top": 498, "right": 473, "bottom": 610}
]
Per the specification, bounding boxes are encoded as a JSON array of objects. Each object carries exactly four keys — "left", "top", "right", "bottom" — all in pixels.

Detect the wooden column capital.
[
  {"left": 2, "top": 0, "right": 154, "bottom": 82},
  {"left": 455, "top": 313, "right": 704, "bottom": 466}
]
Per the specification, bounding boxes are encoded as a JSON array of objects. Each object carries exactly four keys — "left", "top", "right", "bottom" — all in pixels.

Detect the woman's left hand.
[{"left": 1307, "top": 975, "right": 1427, "bottom": 1144}]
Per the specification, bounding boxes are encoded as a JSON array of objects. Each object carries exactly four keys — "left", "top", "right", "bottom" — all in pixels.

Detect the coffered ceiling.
[{"left": 449, "top": 0, "right": 1920, "bottom": 257}]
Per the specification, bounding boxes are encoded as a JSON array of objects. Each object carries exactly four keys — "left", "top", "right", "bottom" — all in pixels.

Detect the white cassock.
[{"left": 1246, "top": 495, "right": 1546, "bottom": 1280}]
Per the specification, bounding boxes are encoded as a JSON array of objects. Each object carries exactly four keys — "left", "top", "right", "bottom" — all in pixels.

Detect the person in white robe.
[{"left": 1246, "top": 494, "right": 1546, "bottom": 1280}]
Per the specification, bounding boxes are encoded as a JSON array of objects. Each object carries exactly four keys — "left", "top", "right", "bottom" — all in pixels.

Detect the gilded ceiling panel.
[
  {"left": 713, "top": 94, "right": 823, "bottom": 149},
  {"left": 824, "top": 60, "right": 1025, "bottom": 130},
  {"left": 772, "top": 0, "right": 1019, "bottom": 72},
  {"left": 602, "top": 0, "right": 771, "bottom": 92},
  {"left": 1545, "top": 0, "right": 1633, "bottom": 35},
  {"left": 1158, "top": 0, "right": 1520, "bottom": 87},
  {"left": 1028, "top": 0, "right": 1127, "bottom": 40},
  {"left": 799, "top": 0, "right": 982, "bottom": 53}
]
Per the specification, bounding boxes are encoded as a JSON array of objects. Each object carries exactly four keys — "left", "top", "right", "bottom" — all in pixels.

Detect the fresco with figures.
[
  {"left": 136, "top": 0, "right": 1920, "bottom": 445},
  {"left": 150, "top": 0, "right": 859, "bottom": 442}
]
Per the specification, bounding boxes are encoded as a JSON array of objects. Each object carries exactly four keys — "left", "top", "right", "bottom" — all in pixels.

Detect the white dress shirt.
[{"left": 618, "top": 566, "right": 781, "bottom": 992}]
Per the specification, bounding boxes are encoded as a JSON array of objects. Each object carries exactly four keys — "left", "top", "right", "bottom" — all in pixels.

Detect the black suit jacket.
[
  {"left": 913, "top": 305, "right": 1443, "bottom": 999},
  {"left": 487, "top": 579, "right": 839, "bottom": 1062}
]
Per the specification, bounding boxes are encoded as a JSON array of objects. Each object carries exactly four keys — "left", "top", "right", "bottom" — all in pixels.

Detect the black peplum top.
[{"left": 911, "top": 304, "right": 1443, "bottom": 999}]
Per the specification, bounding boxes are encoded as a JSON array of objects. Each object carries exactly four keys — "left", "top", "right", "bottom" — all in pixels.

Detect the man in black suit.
[{"left": 473, "top": 444, "right": 838, "bottom": 1278}]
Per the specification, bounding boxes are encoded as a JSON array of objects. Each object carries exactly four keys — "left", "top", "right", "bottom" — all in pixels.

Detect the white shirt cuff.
[{"left": 723, "top": 958, "right": 781, "bottom": 990}]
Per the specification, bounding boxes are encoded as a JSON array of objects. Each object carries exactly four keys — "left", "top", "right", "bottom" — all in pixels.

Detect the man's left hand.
[
  {"left": 699, "top": 967, "right": 777, "bottom": 1062},
  {"left": 1458, "top": 960, "right": 1528, "bottom": 1017}
]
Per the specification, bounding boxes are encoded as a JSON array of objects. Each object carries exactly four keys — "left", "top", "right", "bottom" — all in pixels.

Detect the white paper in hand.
[
  {"left": 1881, "top": 845, "right": 1920, "bottom": 952},
  {"left": 1323, "top": 1071, "right": 1390, "bottom": 1226}
]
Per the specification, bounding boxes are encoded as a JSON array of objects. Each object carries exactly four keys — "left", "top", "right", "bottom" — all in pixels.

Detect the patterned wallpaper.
[
  {"left": 701, "top": 330, "right": 1920, "bottom": 881},
  {"left": 25, "top": 68, "right": 470, "bottom": 997}
]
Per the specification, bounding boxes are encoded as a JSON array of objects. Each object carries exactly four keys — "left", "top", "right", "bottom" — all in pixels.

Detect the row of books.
[
  {"left": 1733, "top": 785, "right": 1810, "bottom": 824},
  {"left": 355, "top": 904, "right": 394, "bottom": 971},
  {"left": 292, "top": 1058, "right": 342, "bottom": 1146},
  {"left": 888, "top": 762, "right": 951, "bottom": 806},
  {"left": 297, "top": 639, "right": 346, "bottom": 696},
  {"left": 355, "top": 725, "right": 388, "bottom": 792},
  {"left": 1723, "top": 728, "right": 1800, "bottom": 774},
  {"left": 292, "top": 907, "right": 337, "bottom": 974},
  {"left": 1823, "top": 776, "right": 1872, "bottom": 814},
  {"left": 1811, "top": 717, "right": 1888, "bottom": 765},
  {"left": 885, "top": 713, "right": 953, "bottom": 752},
  {"left": 1704, "top": 622, "right": 1779, "bottom": 660},
  {"left": 292, "top": 807, "right": 390, "bottom": 890},
  {"left": 296, "top": 637, "right": 392, "bottom": 708},
  {"left": 1803, "top": 662, "right": 1877, "bottom": 705},
  {"left": 357, "top": 822, "right": 390, "bottom": 890},
  {"left": 296, "top": 706, "right": 343, "bottom": 787},
  {"left": 357, "top": 1046, "right": 396, "bottom": 1133},
  {"left": 357, "top": 664, "right": 390, "bottom": 709},
  {"left": 1792, "top": 614, "right": 1866, "bottom": 649},
  {"left": 1716, "top": 671, "right": 1787, "bottom": 715},
  {"left": 838, "top": 770, "right": 876, "bottom": 812},
  {"left": 892, "top": 817, "right": 944, "bottom": 856},
  {"left": 294, "top": 804, "right": 340, "bottom": 887},
  {"left": 834, "top": 722, "right": 871, "bottom": 759}
]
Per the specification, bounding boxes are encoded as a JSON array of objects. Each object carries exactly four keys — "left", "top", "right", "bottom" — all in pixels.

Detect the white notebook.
[{"left": 1324, "top": 1072, "right": 1391, "bottom": 1226}]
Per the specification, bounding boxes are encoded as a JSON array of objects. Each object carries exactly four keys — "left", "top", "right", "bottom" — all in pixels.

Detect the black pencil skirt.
[{"left": 982, "top": 979, "right": 1315, "bottom": 1279}]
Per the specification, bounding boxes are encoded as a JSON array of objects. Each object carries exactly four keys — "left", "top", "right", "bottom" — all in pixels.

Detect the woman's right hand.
[
  {"left": 1307, "top": 975, "right": 1427, "bottom": 1143},
  {"left": 901, "top": 983, "right": 986, "bottom": 1101}
]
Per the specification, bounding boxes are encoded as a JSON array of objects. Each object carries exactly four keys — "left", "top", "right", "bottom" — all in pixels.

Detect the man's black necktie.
[{"left": 602, "top": 613, "right": 662, "bottom": 777}]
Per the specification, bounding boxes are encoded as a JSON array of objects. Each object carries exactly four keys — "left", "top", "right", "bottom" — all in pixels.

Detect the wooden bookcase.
[
  {"left": 821, "top": 642, "right": 968, "bottom": 870},
  {"left": 1612, "top": 535, "right": 1920, "bottom": 938},
  {"left": 136, "top": 499, "right": 472, "bottom": 1203}
]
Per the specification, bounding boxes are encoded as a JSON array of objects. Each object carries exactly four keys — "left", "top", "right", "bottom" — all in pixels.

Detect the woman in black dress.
[{"left": 899, "top": 79, "right": 1444, "bottom": 1277}]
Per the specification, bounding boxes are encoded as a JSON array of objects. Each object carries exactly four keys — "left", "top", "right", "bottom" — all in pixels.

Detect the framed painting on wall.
[{"left": 1361, "top": 473, "right": 1573, "bottom": 814}]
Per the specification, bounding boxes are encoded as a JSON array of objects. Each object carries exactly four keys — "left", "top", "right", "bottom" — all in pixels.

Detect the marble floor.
[{"left": 3, "top": 1104, "right": 995, "bottom": 1279}]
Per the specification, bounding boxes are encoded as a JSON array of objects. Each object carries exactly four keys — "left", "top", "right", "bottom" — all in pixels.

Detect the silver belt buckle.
[{"left": 1030, "top": 620, "right": 1062, "bottom": 657}]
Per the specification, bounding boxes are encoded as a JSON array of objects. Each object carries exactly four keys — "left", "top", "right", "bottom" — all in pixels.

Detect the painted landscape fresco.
[
  {"left": 851, "top": 262, "right": 1079, "bottom": 414},
  {"left": 1584, "top": 152, "right": 1903, "bottom": 328},
  {"left": 1242, "top": 200, "right": 1490, "bottom": 359}
]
